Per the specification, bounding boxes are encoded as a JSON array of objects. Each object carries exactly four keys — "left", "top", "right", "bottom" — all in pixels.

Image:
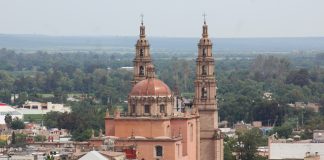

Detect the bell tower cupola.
[
  {"left": 132, "top": 14, "right": 153, "bottom": 85},
  {"left": 194, "top": 15, "right": 224, "bottom": 160}
]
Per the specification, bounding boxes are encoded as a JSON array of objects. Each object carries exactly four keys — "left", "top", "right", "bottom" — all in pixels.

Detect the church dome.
[{"left": 130, "top": 78, "right": 172, "bottom": 97}]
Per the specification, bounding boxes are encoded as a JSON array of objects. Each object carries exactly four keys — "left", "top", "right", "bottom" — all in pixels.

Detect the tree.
[
  {"left": 11, "top": 133, "right": 27, "bottom": 147},
  {"left": 0, "top": 70, "right": 14, "bottom": 90},
  {"left": 286, "top": 69, "right": 311, "bottom": 86},
  {"left": 44, "top": 111, "right": 62, "bottom": 128},
  {"left": 271, "top": 124, "right": 293, "bottom": 139},
  {"left": 0, "top": 90, "right": 11, "bottom": 104},
  {"left": 236, "top": 128, "right": 265, "bottom": 160},
  {"left": 11, "top": 118, "right": 25, "bottom": 130},
  {"left": 45, "top": 155, "right": 54, "bottom": 160},
  {"left": 0, "top": 140, "right": 6, "bottom": 147},
  {"left": 58, "top": 112, "right": 76, "bottom": 130},
  {"left": 15, "top": 92, "right": 28, "bottom": 106},
  {"left": 11, "top": 131, "right": 16, "bottom": 145},
  {"left": 253, "top": 101, "right": 281, "bottom": 126},
  {"left": 250, "top": 55, "right": 290, "bottom": 81},
  {"left": 72, "top": 129, "right": 92, "bottom": 141},
  {"left": 4, "top": 114, "right": 12, "bottom": 129},
  {"left": 224, "top": 137, "right": 236, "bottom": 160},
  {"left": 302, "top": 116, "right": 324, "bottom": 139},
  {"left": 34, "top": 135, "right": 46, "bottom": 142},
  {"left": 285, "top": 88, "right": 305, "bottom": 103}
]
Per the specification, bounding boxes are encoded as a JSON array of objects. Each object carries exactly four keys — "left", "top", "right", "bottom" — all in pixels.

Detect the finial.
[
  {"left": 146, "top": 64, "right": 155, "bottom": 78},
  {"left": 140, "top": 14, "right": 144, "bottom": 25},
  {"left": 91, "top": 129, "right": 95, "bottom": 138},
  {"left": 98, "top": 128, "right": 103, "bottom": 137},
  {"left": 203, "top": 13, "right": 207, "bottom": 24}
]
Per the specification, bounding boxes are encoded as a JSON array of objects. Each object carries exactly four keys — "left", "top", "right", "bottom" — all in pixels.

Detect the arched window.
[
  {"left": 202, "top": 65, "right": 207, "bottom": 75},
  {"left": 131, "top": 105, "right": 136, "bottom": 114},
  {"left": 190, "top": 124, "right": 193, "bottom": 142},
  {"left": 139, "top": 66, "right": 144, "bottom": 76},
  {"left": 155, "top": 145, "right": 163, "bottom": 157},
  {"left": 177, "top": 144, "right": 180, "bottom": 158},
  {"left": 202, "top": 48, "right": 206, "bottom": 57},
  {"left": 140, "top": 49, "right": 144, "bottom": 57},
  {"left": 201, "top": 87, "right": 207, "bottom": 99},
  {"left": 160, "top": 104, "right": 165, "bottom": 113}
]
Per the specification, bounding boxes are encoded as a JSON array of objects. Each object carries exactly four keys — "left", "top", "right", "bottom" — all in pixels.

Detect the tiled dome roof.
[{"left": 130, "top": 78, "right": 172, "bottom": 97}]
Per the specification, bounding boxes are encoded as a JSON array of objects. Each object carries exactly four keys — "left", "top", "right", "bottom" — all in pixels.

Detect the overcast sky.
[{"left": 0, "top": 0, "right": 323, "bottom": 38}]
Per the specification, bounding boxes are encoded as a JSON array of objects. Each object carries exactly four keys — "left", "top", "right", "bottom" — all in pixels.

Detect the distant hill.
[{"left": 0, "top": 34, "right": 323, "bottom": 54}]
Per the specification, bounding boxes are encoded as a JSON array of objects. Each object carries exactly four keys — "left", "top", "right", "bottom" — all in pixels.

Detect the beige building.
[
  {"left": 304, "top": 152, "right": 320, "bottom": 160},
  {"left": 288, "top": 102, "right": 321, "bottom": 112},
  {"left": 21, "top": 101, "right": 71, "bottom": 113}
]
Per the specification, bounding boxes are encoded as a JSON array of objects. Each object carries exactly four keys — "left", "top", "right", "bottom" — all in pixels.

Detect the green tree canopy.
[{"left": 11, "top": 118, "right": 25, "bottom": 130}]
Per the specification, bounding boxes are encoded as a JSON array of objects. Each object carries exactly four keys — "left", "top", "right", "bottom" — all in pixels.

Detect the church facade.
[{"left": 105, "top": 19, "right": 223, "bottom": 160}]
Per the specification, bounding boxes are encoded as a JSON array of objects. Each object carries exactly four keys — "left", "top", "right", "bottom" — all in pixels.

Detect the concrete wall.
[{"left": 269, "top": 143, "right": 324, "bottom": 160}]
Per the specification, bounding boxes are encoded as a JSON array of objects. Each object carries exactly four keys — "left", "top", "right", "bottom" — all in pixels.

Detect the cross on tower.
[
  {"left": 203, "top": 13, "right": 207, "bottom": 24},
  {"left": 140, "top": 14, "right": 144, "bottom": 25}
]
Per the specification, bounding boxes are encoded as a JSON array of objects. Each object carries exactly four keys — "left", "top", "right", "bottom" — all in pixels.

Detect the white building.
[
  {"left": 219, "top": 128, "right": 236, "bottom": 138},
  {"left": 0, "top": 103, "right": 23, "bottom": 124},
  {"left": 313, "top": 130, "right": 324, "bottom": 143},
  {"left": 269, "top": 135, "right": 324, "bottom": 160}
]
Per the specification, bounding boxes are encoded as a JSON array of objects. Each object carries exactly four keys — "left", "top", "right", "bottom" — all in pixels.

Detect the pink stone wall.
[
  {"left": 171, "top": 118, "right": 198, "bottom": 160},
  {"left": 114, "top": 119, "right": 170, "bottom": 138},
  {"left": 105, "top": 119, "right": 115, "bottom": 136},
  {"left": 105, "top": 117, "right": 199, "bottom": 160},
  {"left": 116, "top": 140, "right": 183, "bottom": 160}
]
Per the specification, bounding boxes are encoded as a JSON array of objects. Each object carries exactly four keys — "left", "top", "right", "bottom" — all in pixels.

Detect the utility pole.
[
  {"left": 301, "top": 109, "right": 304, "bottom": 128},
  {"left": 296, "top": 117, "right": 299, "bottom": 131}
]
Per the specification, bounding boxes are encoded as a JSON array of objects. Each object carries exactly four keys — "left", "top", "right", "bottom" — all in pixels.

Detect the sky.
[{"left": 0, "top": 0, "right": 323, "bottom": 38}]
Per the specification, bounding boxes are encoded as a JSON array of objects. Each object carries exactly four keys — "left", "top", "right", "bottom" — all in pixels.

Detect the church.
[{"left": 105, "top": 18, "right": 224, "bottom": 160}]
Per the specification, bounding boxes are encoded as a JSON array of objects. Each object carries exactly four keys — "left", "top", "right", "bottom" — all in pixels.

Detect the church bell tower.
[
  {"left": 194, "top": 17, "right": 224, "bottom": 160},
  {"left": 132, "top": 15, "right": 153, "bottom": 85}
]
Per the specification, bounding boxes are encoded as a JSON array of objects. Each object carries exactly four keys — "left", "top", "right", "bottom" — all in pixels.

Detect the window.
[
  {"left": 131, "top": 105, "right": 136, "bottom": 113},
  {"left": 32, "top": 106, "right": 38, "bottom": 109},
  {"left": 140, "top": 49, "right": 144, "bottom": 57},
  {"left": 177, "top": 144, "right": 180, "bottom": 158},
  {"left": 155, "top": 146, "right": 163, "bottom": 157},
  {"left": 144, "top": 105, "right": 150, "bottom": 114},
  {"left": 190, "top": 124, "right": 193, "bottom": 142},
  {"left": 202, "top": 48, "right": 206, "bottom": 57},
  {"left": 167, "top": 125, "right": 170, "bottom": 137},
  {"left": 139, "top": 66, "right": 144, "bottom": 75},
  {"left": 202, "top": 65, "right": 207, "bottom": 75},
  {"left": 201, "top": 87, "right": 207, "bottom": 99},
  {"left": 160, "top": 104, "right": 165, "bottom": 113}
]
